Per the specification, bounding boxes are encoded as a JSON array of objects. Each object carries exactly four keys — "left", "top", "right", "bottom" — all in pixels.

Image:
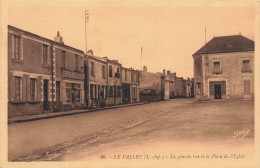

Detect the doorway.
[
  {"left": 43, "top": 79, "right": 49, "bottom": 110},
  {"left": 214, "top": 84, "right": 222, "bottom": 99}
]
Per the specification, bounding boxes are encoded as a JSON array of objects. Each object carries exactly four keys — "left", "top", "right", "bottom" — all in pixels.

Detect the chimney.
[
  {"left": 163, "top": 69, "right": 165, "bottom": 74},
  {"left": 167, "top": 70, "right": 170, "bottom": 76},
  {"left": 143, "top": 65, "right": 147, "bottom": 72},
  {"left": 54, "top": 31, "right": 64, "bottom": 44},
  {"left": 87, "top": 49, "right": 93, "bottom": 56}
]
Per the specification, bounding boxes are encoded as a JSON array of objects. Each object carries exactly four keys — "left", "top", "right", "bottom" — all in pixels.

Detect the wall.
[
  {"left": 140, "top": 71, "right": 161, "bottom": 93},
  {"left": 193, "top": 54, "right": 204, "bottom": 98}
]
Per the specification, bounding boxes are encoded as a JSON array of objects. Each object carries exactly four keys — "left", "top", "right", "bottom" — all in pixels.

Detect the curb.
[{"left": 8, "top": 102, "right": 149, "bottom": 124}]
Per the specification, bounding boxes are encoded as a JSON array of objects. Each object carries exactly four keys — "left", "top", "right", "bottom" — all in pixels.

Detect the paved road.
[
  {"left": 9, "top": 99, "right": 254, "bottom": 165},
  {"left": 9, "top": 99, "right": 189, "bottom": 161}
]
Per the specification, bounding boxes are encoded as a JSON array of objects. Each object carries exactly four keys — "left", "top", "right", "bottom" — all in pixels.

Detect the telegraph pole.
[
  {"left": 84, "top": 10, "right": 89, "bottom": 108},
  {"left": 141, "top": 47, "right": 143, "bottom": 71},
  {"left": 85, "top": 10, "right": 89, "bottom": 53}
]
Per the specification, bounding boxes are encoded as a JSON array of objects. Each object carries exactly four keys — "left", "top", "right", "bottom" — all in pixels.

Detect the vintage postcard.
[{"left": 0, "top": 0, "right": 259, "bottom": 168}]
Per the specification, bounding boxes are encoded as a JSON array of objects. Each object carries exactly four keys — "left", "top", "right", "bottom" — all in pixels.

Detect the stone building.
[
  {"left": 8, "top": 25, "right": 85, "bottom": 117},
  {"left": 193, "top": 35, "right": 254, "bottom": 100}
]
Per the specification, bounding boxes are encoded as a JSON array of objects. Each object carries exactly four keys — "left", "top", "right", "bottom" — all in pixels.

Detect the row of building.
[
  {"left": 140, "top": 66, "right": 194, "bottom": 102},
  {"left": 8, "top": 25, "right": 143, "bottom": 117}
]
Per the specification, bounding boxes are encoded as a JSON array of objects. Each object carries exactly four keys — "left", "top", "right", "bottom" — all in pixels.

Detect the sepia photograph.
[{"left": 0, "top": 0, "right": 259, "bottom": 167}]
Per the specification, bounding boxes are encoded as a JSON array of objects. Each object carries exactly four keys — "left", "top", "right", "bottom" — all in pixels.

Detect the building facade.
[
  {"left": 193, "top": 35, "right": 254, "bottom": 100},
  {"left": 8, "top": 25, "right": 144, "bottom": 117},
  {"left": 8, "top": 26, "right": 85, "bottom": 117}
]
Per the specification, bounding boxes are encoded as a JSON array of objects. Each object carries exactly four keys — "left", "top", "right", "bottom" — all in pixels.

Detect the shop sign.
[{"left": 62, "top": 70, "right": 84, "bottom": 80}]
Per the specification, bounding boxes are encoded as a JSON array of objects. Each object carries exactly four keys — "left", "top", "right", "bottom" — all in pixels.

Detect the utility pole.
[
  {"left": 141, "top": 47, "right": 143, "bottom": 71},
  {"left": 84, "top": 10, "right": 89, "bottom": 108},
  {"left": 85, "top": 10, "right": 89, "bottom": 53}
]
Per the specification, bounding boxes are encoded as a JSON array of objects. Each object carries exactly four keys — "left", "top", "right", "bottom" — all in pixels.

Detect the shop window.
[
  {"left": 66, "top": 89, "right": 71, "bottom": 103},
  {"left": 42, "top": 44, "right": 49, "bottom": 65},
  {"left": 30, "top": 78, "right": 37, "bottom": 101},
  {"left": 15, "top": 76, "right": 22, "bottom": 101},
  {"left": 75, "top": 89, "right": 80, "bottom": 102},
  {"left": 242, "top": 60, "right": 251, "bottom": 73},
  {"left": 13, "top": 35, "right": 22, "bottom": 60},
  {"left": 73, "top": 83, "right": 81, "bottom": 103},
  {"left": 109, "top": 65, "right": 112, "bottom": 77},
  {"left": 133, "top": 87, "right": 136, "bottom": 98},
  {"left": 91, "top": 62, "right": 95, "bottom": 76},
  {"left": 117, "top": 86, "right": 121, "bottom": 97},
  {"left": 196, "top": 82, "right": 201, "bottom": 94},
  {"left": 109, "top": 86, "right": 113, "bottom": 97}
]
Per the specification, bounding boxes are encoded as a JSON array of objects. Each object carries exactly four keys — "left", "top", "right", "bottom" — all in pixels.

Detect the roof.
[
  {"left": 193, "top": 35, "right": 254, "bottom": 56},
  {"left": 8, "top": 25, "right": 84, "bottom": 54}
]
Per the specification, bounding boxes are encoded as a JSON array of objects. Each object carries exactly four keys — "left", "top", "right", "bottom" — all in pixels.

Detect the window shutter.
[{"left": 9, "top": 73, "right": 15, "bottom": 102}]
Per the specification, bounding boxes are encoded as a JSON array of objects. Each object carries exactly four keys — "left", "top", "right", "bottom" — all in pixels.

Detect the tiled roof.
[{"left": 193, "top": 35, "right": 254, "bottom": 56}]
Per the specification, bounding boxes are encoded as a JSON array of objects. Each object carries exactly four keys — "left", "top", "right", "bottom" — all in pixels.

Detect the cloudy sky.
[{"left": 7, "top": 0, "right": 255, "bottom": 78}]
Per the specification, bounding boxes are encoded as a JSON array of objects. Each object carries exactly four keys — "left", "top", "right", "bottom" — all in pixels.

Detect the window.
[
  {"left": 242, "top": 60, "right": 251, "bottom": 73},
  {"left": 117, "top": 86, "right": 121, "bottom": 97},
  {"left": 125, "top": 70, "right": 127, "bottom": 81},
  {"left": 109, "top": 65, "right": 112, "bottom": 77},
  {"left": 116, "top": 68, "right": 120, "bottom": 78},
  {"left": 13, "top": 35, "right": 21, "bottom": 60},
  {"left": 15, "top": 77, "right": 22, "bottom": 101},
  {"left": 109, "top": 86, "right": 113, "bottom": 97},
  {"left": 42, "top": 44, "right": 48, "bottom": 65},
  {"left": 91, "top": 62, "right": 95, "bottom": 76},
  {"left": 132, "top": 73, "right": 135, "bottom": 82},
  {"left": 30, "top": 78, "right": 36, "bottom": 101},
  {"left": 102, "top": 65, "right": 106, "bottom": 79},
  {"left": 75, "top": 54, "right": 79, "bottom": 71},
  {"left": 213, "top": 61, "right": 221, "bottom": 74},
  {"left": 136, "top": 72, "right": 139, "bottom": 83},
  {"left": 61, "top": 51, "right": 66, "bottom": 68}
]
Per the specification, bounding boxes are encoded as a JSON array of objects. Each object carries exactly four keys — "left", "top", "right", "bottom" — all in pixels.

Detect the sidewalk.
[{"left": 8, "top": 102, "right": 148, "bottom": 124}]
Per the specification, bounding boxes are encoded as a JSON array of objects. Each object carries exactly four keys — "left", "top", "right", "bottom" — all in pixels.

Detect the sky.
[{"left": 7, "top": 0, "right": 255, "bottom": 78}]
